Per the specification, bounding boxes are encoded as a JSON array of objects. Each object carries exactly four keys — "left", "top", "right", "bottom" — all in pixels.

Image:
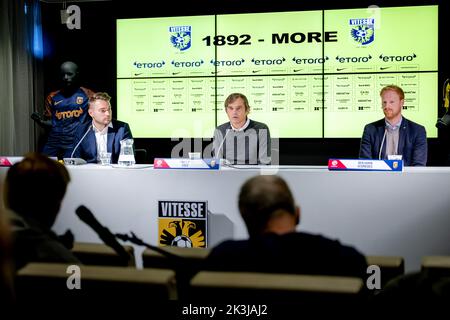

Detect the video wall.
[{"left": 117, "top": 5, "right": 438, "bottom": 138}]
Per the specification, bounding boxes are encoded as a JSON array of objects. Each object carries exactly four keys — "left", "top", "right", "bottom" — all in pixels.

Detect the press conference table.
[{"left": 1, "top": 164, "right": 450, "bottom": 272}]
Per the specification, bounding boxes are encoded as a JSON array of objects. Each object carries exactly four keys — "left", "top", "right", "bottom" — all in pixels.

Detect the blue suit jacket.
[
  {"left": 69, "top": 120, "right": 133, "bottom": 164},
  {"left": 359, "top": 117, "right": 427, "bottom": 166}
]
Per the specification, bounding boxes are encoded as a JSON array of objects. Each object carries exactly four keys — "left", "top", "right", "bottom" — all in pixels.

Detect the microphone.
[
  {"left": 379, "top": 127, "right": 387, "bottom": 160},
  {"left": 70, "top": 125, "right": 92, "bottom": 158},
  {"left": 63, "top": 125, "right": 92, "bottom": 165},
  {"left": 214, "top": 128, "right": 232, "bottom": 164},
  {"left": 75, "top": 205, "right": 131, "bottom": 265}
]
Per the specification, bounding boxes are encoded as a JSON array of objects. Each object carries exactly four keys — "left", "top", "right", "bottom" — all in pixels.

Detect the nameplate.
[
  {"left": 154, "top": 158, "right": 220, "bottom": 170},
  {"left": 328, "top": 159, "right": 403, "bottom": 171},
  {"left": 0, "top": 156, "right": 23, "bottom": 167}
]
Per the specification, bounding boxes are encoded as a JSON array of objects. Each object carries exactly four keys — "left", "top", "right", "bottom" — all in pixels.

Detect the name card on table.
[
  {"left": 0, "top": 156, "right": 23, "bottom": 167},
  {"left": 154, "top": 158, "right": 220, "bottom": 170},
  {"left": 328, "top": 159, "right": 403, "bottom": 171}
]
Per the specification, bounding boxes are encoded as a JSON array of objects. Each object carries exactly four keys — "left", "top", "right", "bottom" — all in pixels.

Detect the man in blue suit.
[
  {"left": 359, "top": 85, "right": 427, "bottom": 166},
  {"left": 68, "top": 92, "right": 133, "bottom": 164}
]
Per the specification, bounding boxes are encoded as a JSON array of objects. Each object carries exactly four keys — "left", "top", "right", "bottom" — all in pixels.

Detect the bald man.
[
  {"left": 41, "top": 61, "right": 95, "bottom": 159},
  {"left": 206, "top": 175, "right": 367, "bottom": 279}
]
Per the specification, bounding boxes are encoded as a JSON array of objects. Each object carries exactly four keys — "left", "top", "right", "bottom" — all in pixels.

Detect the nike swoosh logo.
[
  {"left": 54, "top": 100, "right": 63, "bottom": 105},
  {"left": 336, "top": 68, "right": 346, "bottom": 71},
  {"left": 134, "top": 73, "right": 143, "bottom": 76},
  {"left": 293, "top": 69, "right": 302, "bottom": 72},
  {"left": 252, "top": 70, "right": 261, "bottom": 73},
  {"left": 172, "top": 72, "right": 181, "bottom": 75},
  {"left": 380, "top": 67, "right": 391, "bottom": 70}
]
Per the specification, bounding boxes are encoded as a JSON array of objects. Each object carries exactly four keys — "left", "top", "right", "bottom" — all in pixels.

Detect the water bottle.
[{"left": 118, "top": 139, "right": 136, "bottom": 166}]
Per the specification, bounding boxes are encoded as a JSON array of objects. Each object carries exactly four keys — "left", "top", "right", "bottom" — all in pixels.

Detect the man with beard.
[
  {"left": 359, "top": 85, "right": 427, "bottom": 166},
  {"left": 68, "top": 92, "right": 133, "bottom": 164}
]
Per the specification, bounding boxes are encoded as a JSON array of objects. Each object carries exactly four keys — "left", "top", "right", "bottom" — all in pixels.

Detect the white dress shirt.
[{"left": 93, "top": 121, "right": 113, "bottom": 162}]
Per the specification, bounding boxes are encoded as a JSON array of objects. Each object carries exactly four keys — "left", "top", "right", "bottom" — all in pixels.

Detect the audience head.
[
  {"left": 88, "top": 92, "right": 112, "bottom": 129},
  {"left": 3, "top": 152, "right": 71, "bottom": 228},
  {"left": 238, "top": 175, "right": 300, "bottom": 237}
]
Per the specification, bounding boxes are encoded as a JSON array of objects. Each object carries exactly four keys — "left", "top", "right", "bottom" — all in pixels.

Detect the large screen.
[{"left": 117, "top": 5, "right": 438, "bottom": 138}]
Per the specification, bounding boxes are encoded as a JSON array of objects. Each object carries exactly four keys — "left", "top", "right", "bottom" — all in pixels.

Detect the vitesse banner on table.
[{"left": 158, "top": 200, "right": 207, "bottom": 248}]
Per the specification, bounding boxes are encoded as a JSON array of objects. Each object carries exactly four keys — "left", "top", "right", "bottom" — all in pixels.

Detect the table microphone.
[
  {"left": 214, "top": 128, "right": 232, "bottom": 164},
  {"left": 378, "top": 127, "right": 387, "bottom": 160},
  {"left": 63, "top": 125, "right": 92, "bottom": 165},
  {"left": 70, "top": 125, "right": 93, "bottom": 158}
]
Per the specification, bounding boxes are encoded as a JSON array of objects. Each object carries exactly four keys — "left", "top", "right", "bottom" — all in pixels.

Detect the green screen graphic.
[{"left": 117, "top": 6, "right": 438, "bottom": 138}]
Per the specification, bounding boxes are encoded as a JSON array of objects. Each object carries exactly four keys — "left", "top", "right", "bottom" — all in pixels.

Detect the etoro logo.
[{"left": 55, "top": 107, "right": 83, "bottom": 120}]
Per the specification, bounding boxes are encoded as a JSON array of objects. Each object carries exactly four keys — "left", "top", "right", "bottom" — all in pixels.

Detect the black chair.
[
  {"left": 142, "top": 247, "right": 210, "bottom": 299},
  {"left": 190, "top": 271, "right": 365, "bottom": 304},
  {"left": 71, "top": 242, "right": 136, "bottom": 267},
  {"left": 422, "top": 256, "right": 450, "bottom": 277},
  {"left": 15, "top": 263, "right": 177, "bottom": 307},
  {"left": 366, "top": 255, "right": 405, "bottom": 287},
  {"left": 142, "top": 246, "right": 210, "bottom": 269},
  {"left": 134, "top": 148, "right": 148, "bottom": 164}
]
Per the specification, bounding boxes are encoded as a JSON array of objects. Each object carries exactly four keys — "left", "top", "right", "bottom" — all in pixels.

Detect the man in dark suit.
[
  {"left": 68, "top": 92, "right": 133, "bottom": 164},
  {"left": 359, "top": 85, "right": 427, "bottom": 166},
  {"left": 206, "top": 175, "right": 368, "bottom": 279}
]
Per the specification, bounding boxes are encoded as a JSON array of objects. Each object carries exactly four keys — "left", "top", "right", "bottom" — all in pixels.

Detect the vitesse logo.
[
  {"left": 55, "top": 107, "right": 83, "bottom": 120},
  {"left": 393, "top": 161, "right": 399, "bottom": 169},
  {"left": 158, "top": 200, "right": 207, "bottom": 248},
  {"left": 349, "top": 18, "right": 374, "bottom": 45},
  {"left": 169, "top": 26, "right": 191, "bottom": 51}
]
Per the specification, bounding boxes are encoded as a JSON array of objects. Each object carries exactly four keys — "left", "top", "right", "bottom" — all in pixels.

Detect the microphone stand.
[
  {"left": 115, "top": 232, "right": 198, "bottom": 299},
  {"left": 115, "top": 232, "right": 182, "bottom": 261}
]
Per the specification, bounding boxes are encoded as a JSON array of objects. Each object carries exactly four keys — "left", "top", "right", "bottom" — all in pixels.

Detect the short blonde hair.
[{"left": 89, "top": 92, "right": 111, "bottom": 108}]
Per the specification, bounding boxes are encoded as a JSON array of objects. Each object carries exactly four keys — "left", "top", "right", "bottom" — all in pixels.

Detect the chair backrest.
[
  {"left": 189, "top": 271, "right": 364, "bottom": 304},
  {"left": 71, "top": 242, "right": 136, "bottom": 267},
  {"left": 366, "top": 255, "right": 404, "bottom": 287},
  {"left": 134, "top": 148, "right": 148, "bottom": 164},
  {"left": 16, "top": 263, "right": 177, "bottom": 306},
  {"left": 142, "top": 246, "right": 210, "bottom": 269},
  {"left": 422, "top": 256, "right": 450, "bottom": 277},
  {"left": 142, "top": 247, "right": 211, "bottom": 299}
]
